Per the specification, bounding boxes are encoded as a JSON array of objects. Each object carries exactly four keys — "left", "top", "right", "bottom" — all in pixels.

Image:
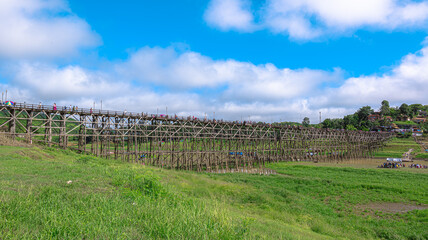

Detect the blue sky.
[{"left": 0, "top": 0, "right": 427, "bottom": 122}]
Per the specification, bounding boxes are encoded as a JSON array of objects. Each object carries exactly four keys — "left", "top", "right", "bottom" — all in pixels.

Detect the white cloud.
[
  {"left": 204, "top": 0, "right": 256, "bottom": 31},
  {"left": 310, "top": 45, "right": 428, "bottom": 109},
  {"left": 204, "top": 0, "right": 428, "bottom": 40},
  {"left": 2, "top": 45, "right": 340, "bottom": 122},
  {"left": 3, "top": 43, "right": 428, "bottom": 123},
  {"left": 0, "top": 0, "right": 100, "bottom": 59},
  {"left": 119, "top": 46, "right": 341, "bottom": 103},
  {"left": 11, "top": 63, "right": 127, "bottom": 100}
]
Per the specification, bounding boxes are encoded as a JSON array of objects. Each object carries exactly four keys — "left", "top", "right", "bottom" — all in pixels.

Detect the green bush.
[
  {"left": 111, "top": 170, "right": 166, "bottom": 198},
  {"left": 396, "top": 132, "right": 412, "bottom": 138},
  {"left": 76, "top": 155, "right": 98, "bottom": 164}
]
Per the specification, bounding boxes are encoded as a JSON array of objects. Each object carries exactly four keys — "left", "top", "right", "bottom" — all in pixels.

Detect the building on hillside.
[
  {"left": 412, "top": 117, "right": 427, "bottom": 124},
  {"left": 368, "top": 113, "right": 382, "bottom": 122},
  {"left": 384, "top": 116, "right": 393, "bottom": 122},
  {"left": 397, "top": 115, "right": 411, "bottom": 121},
  {"left": 412, "top": 126, "right": 423, "bottom": 133}
]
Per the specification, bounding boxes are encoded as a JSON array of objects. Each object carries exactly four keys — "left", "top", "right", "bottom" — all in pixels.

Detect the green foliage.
[
  {"left": 111, "top": 169, "right": 166, "bottom": 198},
  {"left": 399, "top": 103, "right": 410, "bottom": 116},
  {"left": 344, "top": 114, "right": 358, "bottom": 128},
  {"left": 380, "top": 100, "right": 390, "bottom": 116},
  {"left": 409, "top": 104, "right": 424, "bottom": 116},
  {"left": 76, "top": 155, "right": 98, "bottom": 164},
  {"left": 321, "top": 118, "right": 344, "bottom": 129},
  {"left": 396, "top": 132, "right": 412, "bottom": 138},
  {"left": 345, "top": 124, "right": 357, "bottom": 131},
  {"left": 0, "top": 146, "right": 248, "bottom": 240},
  {"left": 393, "top": 120, "right": 417, "bottom": 125},
  {"left": 373, "top": 137, "right": 420, "bottom": 158},
  {"left": 416, "top": 153, "right": 428, "bottom": 159},
  {"left": 319, "top": 101, "right": 427, "bottom": 131},
  {"left": 356, "top": 106, "right": 374, "bottom": 123},
  {"left": 302, "top": 117, "right": 310, "bottom": 127},
  {"left": 1, "top": 141, "right": 427, "bottom": 239}
]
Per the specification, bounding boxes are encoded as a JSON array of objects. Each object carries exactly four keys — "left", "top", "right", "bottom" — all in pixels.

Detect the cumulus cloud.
[
  {"left": 3, "top": 44, "right": 428, "bottom": 122},
  {"left": 0, "top": 0, "right": 100, "bottom": 59},
  {"left": 204, "top": 0, "right": 428, "bottom": 40},
  {"left": 2, "top": 45, "right": 340, "bottom": 121},
  {"left": 11, "top": 63, "right": 126, "bottom": 100},
  {"left": 309, "top": 45, "right": 428, "bottom": 110},
  {"left": 204, "top": 0, "right": 256, "bottom": 31},
  {"left": 119, "top": 46, "right": 341, "bottom": 103}
]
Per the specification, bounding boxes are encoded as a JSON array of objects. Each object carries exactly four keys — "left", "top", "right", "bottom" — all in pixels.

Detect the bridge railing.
[
  {"left": 0, "top": 101, "right": 397, "bottom": 135},
  {"left": 1, "top": 101, "right": 263, "bottom": 125}
]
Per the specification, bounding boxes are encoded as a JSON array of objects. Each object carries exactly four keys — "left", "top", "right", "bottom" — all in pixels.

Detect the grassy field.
[
  {"left": 0, "top": 143, "right": 427, "bottom": 239},
  {"left": 373, "top": 137, "right": 428, "bottom": 159}
]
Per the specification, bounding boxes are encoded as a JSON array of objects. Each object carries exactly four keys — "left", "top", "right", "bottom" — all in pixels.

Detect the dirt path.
[{"left": 356, "top": 202, "right": 428, "bottom": 214}]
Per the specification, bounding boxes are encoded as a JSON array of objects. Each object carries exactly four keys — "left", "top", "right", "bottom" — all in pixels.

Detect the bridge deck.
[{"left": 0, "top": 102, "right": 393, "bottom": 171}]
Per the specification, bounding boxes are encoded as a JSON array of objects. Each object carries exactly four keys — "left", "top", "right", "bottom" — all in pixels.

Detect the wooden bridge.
[{"left": 0, "top": 102, "right": 393, "bottom": 171}]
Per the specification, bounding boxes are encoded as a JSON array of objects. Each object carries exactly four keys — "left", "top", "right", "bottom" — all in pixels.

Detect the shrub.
[{"left": 111, "top": 170, "right": 166, "bottom": 198}]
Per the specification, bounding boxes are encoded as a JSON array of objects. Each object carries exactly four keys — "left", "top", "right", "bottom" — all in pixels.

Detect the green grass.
[
  {"left": 0, "top": 146, "right": 247, "bottom": 239},
  {"left": 416, "top": 152, "right": 428, "bottom": 159},
  {"left": 373, "top": 137, "right": 421, "bottom": 158},
  {"left": 393, "top": 121, "right": 418, "bottom": 125},
  {"left": 1, "top": 144, "right": 427, "bottom": 239}
]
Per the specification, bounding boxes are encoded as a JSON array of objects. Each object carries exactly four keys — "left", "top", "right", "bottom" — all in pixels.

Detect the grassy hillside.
[
  {"left": 0, "top": 144, "right": 427, "bottom": 239},
  {"left": 373, "top": 137, "right": 428, "bottom": 159}
]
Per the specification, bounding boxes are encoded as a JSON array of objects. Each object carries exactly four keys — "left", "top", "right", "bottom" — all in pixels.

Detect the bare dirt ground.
[
  {"left": 356, "top": 202, "right": 428, "bottom": 214},
  {"left": 0, "top": 134, "right": 31, "bottom": 147},
  {"left": 289, "top": 158, "right": 428, "bottom": 173}
]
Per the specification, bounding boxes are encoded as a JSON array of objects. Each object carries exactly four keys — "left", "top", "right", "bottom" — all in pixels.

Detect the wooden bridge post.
[
  {"left": 60, "top": 113, "right": 66, "bottom": 149},
  {"left": 78, "top": 115, "right": 85, "bottom": 152},
  {"left": 8, "top": 108, "right": 16, "bottom": 136},
  {"left": 45, "top": 113, "right": 52, "bottom": 147},
  {"left": 26, "top": 110, "right": 33, "bottom": 144}
]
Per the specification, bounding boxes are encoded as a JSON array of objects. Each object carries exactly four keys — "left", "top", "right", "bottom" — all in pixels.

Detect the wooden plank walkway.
[{"left": 0, "top": 102, "right": 394, "bottom": 171}]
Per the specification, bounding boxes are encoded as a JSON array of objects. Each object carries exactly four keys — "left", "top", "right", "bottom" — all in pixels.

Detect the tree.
[
  {"left": 409, "top": 104, "right": 423, "bottom": 117},
  {"left": 380, "top": 100, "right": 390, "bottom": 116},
  {"left": 356, "top": 106, "right": 374, "bottom": 123},
  {"left": 322, "top": 118, "right": 343, "bottom": 129},
  {"left": 346, "top": 124, "right": 357, "bottom": 131},
  {"left": 331, "top": 118, "right": 344, "bottom": 129},
  {"left": 399, "top": 103, "right": 410, "bottom": 116},
  {"left": 344, "top": 114, "right": 358, "bottom": 129},
  {"left": 302, "top": 117, "right": 310, "bottom": 127},
  {"left": 389, "top": 107, "right": 399, "bottom": 119},
  {"left": 321, "top": 119, "right": 333, "bottom": 129}
]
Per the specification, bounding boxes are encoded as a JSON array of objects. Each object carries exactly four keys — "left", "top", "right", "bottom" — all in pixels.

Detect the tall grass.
[
  {"left": 0, "top": 144, "right": 427, "bottom": 239},
  {"left": 0, "top": 146, "right": 247, "bottom": 239}
]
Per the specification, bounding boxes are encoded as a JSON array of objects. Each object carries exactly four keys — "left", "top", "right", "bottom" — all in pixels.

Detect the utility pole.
[
  {"left": 166, "top": 106, "right": 168, "bottom": 115},
  {"left": 319, "top": 112, "right": 322, "bottom": 124}
]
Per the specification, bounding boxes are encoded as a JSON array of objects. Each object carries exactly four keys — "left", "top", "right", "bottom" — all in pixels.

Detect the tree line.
[{"left": 302, "top": 101, "right": 428, "bottom": 132}]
